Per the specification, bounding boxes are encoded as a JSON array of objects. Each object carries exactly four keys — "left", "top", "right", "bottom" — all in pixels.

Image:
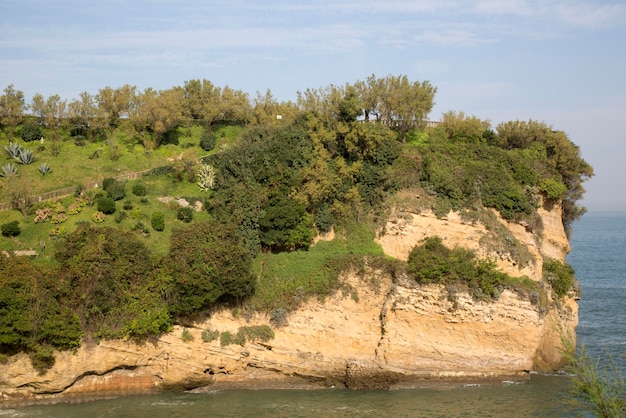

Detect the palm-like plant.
[
  {"left": 16, "top": 148, "right": 35, "bottom": 165},
  {"left": 0, "top": 162, "right": 18, "bottom": 178},
  {"left": 39, "top": 162, "right": 51, "bottom": 175},
  {"left": 4, "top": 142, "right": 22, "bottom": 159}
]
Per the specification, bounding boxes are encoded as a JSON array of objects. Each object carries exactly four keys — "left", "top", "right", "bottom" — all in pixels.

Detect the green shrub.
[
  {"left": 543, "top": 258, "right": 576, "bottom": 298},
  {"left": 200, "top": 129, "right": 217, "bottom": 151},
  {"left": 104, "top": 178, "right": 126, "bottom": 201},
  {"left": 407, "top": 236, "right": 505, "bottom": 300},
  {"left": 28, "top": 344, "right": 55, "bottom": 374},
  {"left": 314, "top": 204, "right": 334, "bottom": 234},
  {"left": 132, "top": 181, "right": 147, "bottom": 196},
  {"left": 201, "top": 328, "right": 220, "bottom": 343},
  {"left": 181, "top": 328, "right": 194, "bottom": 342},
  {"left": 102, "top": 177, "right": 115, "bottom": 191},
  {"left": 177, "top": 206, "right": 193, "bottom": 223},
  {"left": 539, "top": 177, "right": 568, "bottom": 201},
  {"left": 239, "top": 325, "right": 275, "bottom": 342},
  {"left": 114, "top": 211, "right": 127, "bottom": 223},
  {"left": 269, "top": 308, "right": 288, "bottom": 328},
  {"left": 132, "top": 221, "right": 150, "bottom": 234},
  {"left": 220, "top": 330, "right": 246, "bottom": 347},
  {"left": 21, "top": 121, "right": 42, "bottom": 142},
  {"left": 97, "top": 196, "right": 116, "bottom": 214},
  {"left": 1, "top": 220, "right": 21, "bottom": 237},
  {"left": 151, "top": 211, "right": 165, "bottom": 231}
]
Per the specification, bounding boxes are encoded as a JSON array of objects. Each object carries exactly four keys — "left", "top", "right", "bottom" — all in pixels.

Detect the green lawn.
[{"left": 0, "top": 123, "right": 242, "bottom": 260}]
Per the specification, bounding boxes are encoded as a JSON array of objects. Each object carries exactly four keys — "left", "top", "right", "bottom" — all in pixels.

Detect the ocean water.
[{"left": 4, "top": 212, "right": 625, "bottom": 417}]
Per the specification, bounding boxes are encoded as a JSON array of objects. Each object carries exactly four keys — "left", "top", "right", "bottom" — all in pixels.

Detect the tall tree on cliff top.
[
  {"left": 97, "top": 85, "right": 137, "bottom": 129},
  {"left": 68, "top": 91, "right": 104, "bottom": 142},
  {"left": 130, "top": 87, "right": 183, "bottom": 149},
  {"left": 380, "top": 75, "right": 437, "bottom": 142},
  {"left": 0, "top": 84, "right": 25, "bottom": 140},
  {"left": 30, "top": 93, "right": 67, "bottom": 154}
]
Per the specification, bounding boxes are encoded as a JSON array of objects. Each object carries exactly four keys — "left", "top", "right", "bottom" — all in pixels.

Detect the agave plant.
[
  {"left": 4, "top": 142, "right": 22, "bottom": 159},
  {"left": 197, "top": 164, "right": 216, "bottom": 192},
  {"left": 39, "top": 162, "right": 51, "bottom": 175},
  {"left": 16, "top": 148, "right": 35, "bottom": 165},
  {"left": 0, "top": 162, "right": 18, "bottom": 178}
]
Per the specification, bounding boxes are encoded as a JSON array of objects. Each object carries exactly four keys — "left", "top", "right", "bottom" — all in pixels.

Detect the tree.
[
  {"left": 259, "top": 195, "right": 314, "bottom": 250},
  {"left": 380, "top": 75, "right": 437, "bottom": 142},
  {"left": 495, "top": 120, "right": 593, "bottom": 233},
  {"left": 355, "top": 74, "right": 386, "bottom": 121},
  {"left": 0, "top": 84, "right": 25, "bottom": 139},
  {"left": 437, "top": 111, "right": 491, "bottom": 143},
  {"left": 96, "top": 84, "right": 137, "bottom": 129},
  {"left": 30, "top": 93, "right": 67, "bottom": 155},
  {"left": 68, "top": 91, "right": 105, "bottom": 141},
  {"left": 130, "top": 87, "right": 183, "bottom": 148},
  {"left": 55, "top": 226, "right": 168, "bottom": 338},
  {"left": 164, "top": 221, "right": 256, "bottom": 316},
  {"left": 182, "top": 79, "right": 251, "bottom": 125}
]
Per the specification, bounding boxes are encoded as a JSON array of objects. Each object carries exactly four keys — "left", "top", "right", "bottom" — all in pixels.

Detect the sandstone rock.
[{"left": 0, "top": 203, "right": 576, "bottom": 407}]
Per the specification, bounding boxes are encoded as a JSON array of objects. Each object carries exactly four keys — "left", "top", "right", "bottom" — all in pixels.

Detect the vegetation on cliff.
[{"left": 0, "top": 76, "right": 592, "bottom": 371}]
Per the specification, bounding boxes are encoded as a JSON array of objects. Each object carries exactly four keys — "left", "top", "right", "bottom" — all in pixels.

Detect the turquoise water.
[{"left": 4, "top": 212, "right": 624, "bottom": 417}]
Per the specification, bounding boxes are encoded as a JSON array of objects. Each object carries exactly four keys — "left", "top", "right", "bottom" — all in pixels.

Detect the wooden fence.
[{"left": 0, "top": 168, "right": 156, "bottom": 212}]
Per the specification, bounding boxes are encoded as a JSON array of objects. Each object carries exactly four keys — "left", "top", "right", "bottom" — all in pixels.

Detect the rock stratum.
[{"left": 0, "top": 202, "right": 577, "bottom": 407}]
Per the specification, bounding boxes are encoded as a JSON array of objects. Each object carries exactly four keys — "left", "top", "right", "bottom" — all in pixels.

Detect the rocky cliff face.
[{"left": 0, "top": 202, "right": 577, "bottom": 407}]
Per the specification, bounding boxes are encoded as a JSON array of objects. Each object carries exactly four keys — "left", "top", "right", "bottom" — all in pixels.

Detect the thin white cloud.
[
  {"left": 472, "top": 0, "right": 535, "bottom": 16},
  {"left": 553, "top": 2, "right": 626, "bottom": 28},
  {"left": 413, "top": 28, "right": 497, "bottom": 47}
]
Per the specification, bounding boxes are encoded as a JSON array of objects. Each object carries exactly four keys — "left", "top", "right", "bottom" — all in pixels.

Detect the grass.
[
  {"left": 0, "top": 122, "right": 242, "bottom": 260},
  {"left": 0, "top": 123, "right": 241, "bottom": 203},
  {"left": 0, "top": 176, "right": 213, "bottom": 260},
  {"left": 248, "top": 221, "right": 384, "bottom": 311}
]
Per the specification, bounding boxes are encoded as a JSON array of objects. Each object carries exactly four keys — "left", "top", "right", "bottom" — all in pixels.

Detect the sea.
[{"left": 3, "top": 211, "right": 625, "bottom": 417}]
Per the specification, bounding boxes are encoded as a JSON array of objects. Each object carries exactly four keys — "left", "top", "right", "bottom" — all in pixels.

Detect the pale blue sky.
[{"left": 1, "top": 0, "right": 625, "bottom": 212}]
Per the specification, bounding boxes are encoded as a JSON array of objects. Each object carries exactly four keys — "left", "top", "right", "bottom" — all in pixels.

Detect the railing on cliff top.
[{"left": 358, "top": 119, "right": 441, "bottom": 128}]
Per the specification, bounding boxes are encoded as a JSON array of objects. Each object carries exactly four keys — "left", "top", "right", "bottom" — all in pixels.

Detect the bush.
[
  {"left": 407, "top": 236, "right": 505, "bottom": 300},
  {"left": 177, "top": 206, "right": 194, "bottom": 223},
  {"left": 28, "top": 344, "right": 55, "bottom": 374},
  {"left": 201, "top": 328, "right": 220, "bottom": 343},
  {"left": 270, "top": 308, "right": 288, "bottom": 328},
  {"left": 1, "top": 220, "right": 21, "bottom": 237},
  {"left": 132, "top": 181, "right": 147, "bottom": 196},
  {"left": 102, "top": 177, "right": 115, "bottom": 191},
  {"left": 104, "top": 178, "right": 126, "bottom": 201},
  {"left": 97, "top": 196, "right": 116, "bottom": 214},
  {"left": 114, "top": 211, "right": 127, "bottom": 223},
  {"left": 543, "top": 258, "right": 576, "bottom": 298},
  {"left": 314, "top": 204, "right": 334, "bottom": 234},
  {"left": 21, "top": 121, "right": 42, "bottom": 142},
  {"left": 165, "top": 221, "right": 256, "bottom": 316},
  {"left": 151, "top": 211, "right": 165, "bottom": 231},
  {"left": 181, "top": 328, "right": 194, "bottom": 342},
  {"left": 219, "top": 330, "right": 245, "bottom": 347},
  {"left": 200, "top": 129, "right": 217, "bottom": 152},
  {"left": 239, "top": 325, "right": 275, "bottom": 342}
]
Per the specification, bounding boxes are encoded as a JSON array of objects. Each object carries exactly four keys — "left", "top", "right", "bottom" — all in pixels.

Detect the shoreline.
[{"left": 0, "top": 371, "right": 535, "bottom": 409}]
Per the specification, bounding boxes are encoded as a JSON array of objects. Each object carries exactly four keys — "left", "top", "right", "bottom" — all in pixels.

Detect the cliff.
[{"left": 0, "top": 202, "right": 577, "bottom": 407}]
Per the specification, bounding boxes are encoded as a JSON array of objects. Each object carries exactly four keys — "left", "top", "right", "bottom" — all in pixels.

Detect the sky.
[{"left": 1, "top": 0, "right": 625, "bottom": 212}]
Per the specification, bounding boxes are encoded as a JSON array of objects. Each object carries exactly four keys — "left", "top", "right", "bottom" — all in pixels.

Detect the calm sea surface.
[{"left": 4, "top": 212, "right": 625, "bottom": 417}]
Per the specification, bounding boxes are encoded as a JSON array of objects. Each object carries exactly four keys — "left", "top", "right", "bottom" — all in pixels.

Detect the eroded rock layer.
[{"left": 0, "top": 204, "right": 577, "bottom": 407}]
